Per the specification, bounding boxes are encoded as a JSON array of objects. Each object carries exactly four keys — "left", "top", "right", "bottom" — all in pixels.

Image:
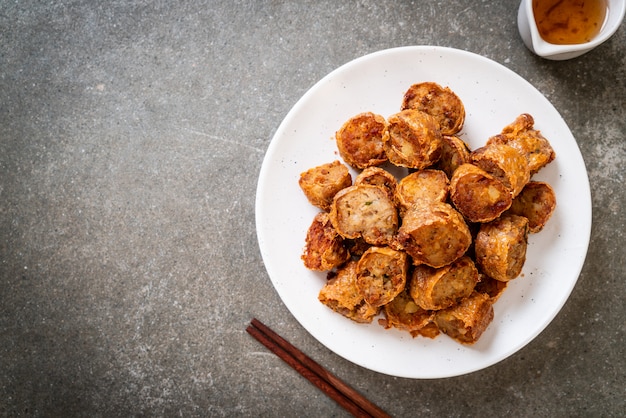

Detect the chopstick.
[{"left": 246, "top": 318, "right": 390, "bottom": 418}]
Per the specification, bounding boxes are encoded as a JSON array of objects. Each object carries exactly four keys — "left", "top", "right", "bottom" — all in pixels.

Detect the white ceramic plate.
[{"left": 255, "top": 46, "right": 591, "bottom": 379}]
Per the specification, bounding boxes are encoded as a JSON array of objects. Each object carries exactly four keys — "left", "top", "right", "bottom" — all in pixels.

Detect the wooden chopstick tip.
[{"left": 246, "top": 318, "right": 391, "bottom": 418}]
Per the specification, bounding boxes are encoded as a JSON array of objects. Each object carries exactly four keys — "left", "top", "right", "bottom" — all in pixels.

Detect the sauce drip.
[{"left": 533, "top": 0, "right": 608, "bottom": 44}]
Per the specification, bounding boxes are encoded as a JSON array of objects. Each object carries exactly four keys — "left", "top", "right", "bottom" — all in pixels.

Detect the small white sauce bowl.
[{"left": 518, "top": 0, "right": 626, "bottom": 60}]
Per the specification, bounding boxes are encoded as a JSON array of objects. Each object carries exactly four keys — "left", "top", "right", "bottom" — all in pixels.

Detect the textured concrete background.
[{"left": 1, "top": 1, "right": 625, "bottom": 416}]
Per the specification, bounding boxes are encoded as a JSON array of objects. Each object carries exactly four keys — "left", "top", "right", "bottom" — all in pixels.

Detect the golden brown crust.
[
  {"left": 401, "top": 82, "right": 466, "bottom": 135},
  {"left": 506, "top": 181, "right": 556, "bottom": 233},
  {"left": 382, "top": 109, "right": 442, "bottom": 169},
  {"left": 409, "top": 256, "right": 479, "bottom": 310},
  {"left": 329, "top": 184, "right": 399, "bottom": 246},
  {"left": 471, "top": 143, "right": 530, "bottom": 198},
  {"left": 436, "top": 135, "right": 471, "bottom": 179},
  {"left": 434, "top": 291, "right": 494, "bottom": 344},
  {"left": 318, "top": 261, "right": 379, "bottom": 323},
  {"left": 356, "top": 247, "right": 408, "bottom": 308},
  {"left": 379, "top": 288, "right": 434, "bottom": 337},
  {"left": 449, "top": 163, "right": 513, "bottom": 223},
  {"left": 475, "top": 214, "right": 529, "bottom": 282},
  {"left": 397, "top": 200, "right": 471, "bottom": 268},
  {"left": 487, "top": 113, "right": 555, "bottom": 175},
  {"left": 354, "top": 166, "right": 398, "bottom": 204},
  {"left": 301, "top": 212, "right": 350, "bottom": 271},
  {"left": 395, "top": 169, "right": 449, "bottom": 215},
  {"left": 415, "top": 322, "right": 441, "bottom": 339},
  {"left": 336, "top": 112, "right": 388, "bottom": 169},
  {"left": 299, "top": 160, "right": 352, "bottom": 211}
]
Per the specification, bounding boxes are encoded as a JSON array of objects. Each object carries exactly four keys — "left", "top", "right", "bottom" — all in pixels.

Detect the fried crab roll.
[
  {"left": 506, "top": 181, "right": 556, "bottom": 233},
  {"left": 409, "top": 256, "right": 479, "bottom": 311},
  {"left": 382, "top": 109, "right": 442, "bottom": 169},
  {"left": 299, "top": 160, "right": 352, "bottom": 211},
  {"left": 487, "top": 113, "right": 556, "bottom": 175},
  {"left": 378, "top": 288, "right": 434, "bottom": 337},
  {"left": 449, "top": 163, "right": 512, "bottom": 223},
  {"left": 436, "top": 135, "right": 471, "bottom": 179},
  {"left": 335, "top": 112, "right": 388, "bottom": 169},
  {"left": 301, "top": 212, "right": 350, "bottom": 271},
  {"left": 395, "top": 169, "right": 449, "bottom": 215},
  {"left": 355, "top": 246, "right": 408, "bottom": 308},
  {"left": 319, "top": 261, "right": 379, "bottom": 323},
  {"left": 401, "top": 82, "right": 466, "bottom": 135},
  {"left": 330, "top": 184, "right": 399, "bottom": 246},
  {"left": 434, "top": 291, "right": 494, "bottom": 345},
  {"left": 354, "top": 166, "right": 398, "bottom": 203},
  {"left": 397, "top": 200, "right": 472, "bottom": 268},
  {"left": 475, "top": 214, "right": 530, "bottom": 282},
  {"left": 471, "top": 143, "right": 530, "bottom": 198}
]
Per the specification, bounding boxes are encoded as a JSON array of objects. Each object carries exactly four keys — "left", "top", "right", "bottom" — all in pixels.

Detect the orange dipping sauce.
[{"left": 533, "top": 0, "right": 608, "bottom": 44}]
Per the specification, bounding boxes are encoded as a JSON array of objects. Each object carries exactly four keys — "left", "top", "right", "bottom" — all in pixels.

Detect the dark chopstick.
[{"left": 247, "top": 318, "right": 390, "bottom": 418}]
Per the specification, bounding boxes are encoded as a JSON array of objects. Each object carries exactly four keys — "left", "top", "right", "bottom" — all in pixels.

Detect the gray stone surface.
[{"left": 1, "top": 1, "right": 624, "bottom": 416}]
